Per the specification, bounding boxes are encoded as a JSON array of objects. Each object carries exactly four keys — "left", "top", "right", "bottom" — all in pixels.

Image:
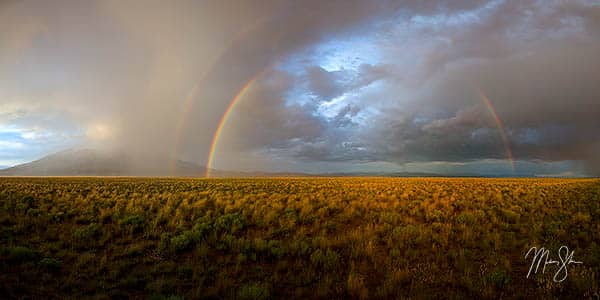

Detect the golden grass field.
[{"left": 1, "top": 177, "right": 599, "bottom": 299}]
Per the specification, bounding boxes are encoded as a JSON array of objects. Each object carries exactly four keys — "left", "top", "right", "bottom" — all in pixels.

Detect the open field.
[{"left": 1, "top": 177, "right": 599, "bottom": 299}]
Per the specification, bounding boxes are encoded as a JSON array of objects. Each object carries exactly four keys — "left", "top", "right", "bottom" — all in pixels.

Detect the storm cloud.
[{"left": 1, "top": 0, "right": 599, "bottom": 175}]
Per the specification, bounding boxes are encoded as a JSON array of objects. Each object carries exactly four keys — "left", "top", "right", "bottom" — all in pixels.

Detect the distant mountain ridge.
[
  {"left": 0, "top": 148, "right": 204, "bottom": 177},
  {"left": 0, "top": 148, "right": 307, "bottom": 177},
  {"left": 0, "top": 148, "right": 129, "bottom": 176}
]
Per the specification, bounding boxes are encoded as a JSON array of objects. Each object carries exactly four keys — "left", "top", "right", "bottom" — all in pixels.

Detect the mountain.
[
  {"left": 0, "top": 149, "right": 129, "bottom": 176},
  {"left": 0, "top": 148, "right": 305, "bottom": 177},
  {"left": 0, "top": 148, "right": 206, "bottom": 177}
]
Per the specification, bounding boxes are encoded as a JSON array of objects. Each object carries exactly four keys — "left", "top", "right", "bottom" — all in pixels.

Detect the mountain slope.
[
  {"left": 0, "top": 148, "right": 305, "bottom": 177},
  {"left": 0, "top": 149, "right": 130, "bottom": 176},
  {"left": 0, "top": 149, "right": 204, "bottom": 177}
]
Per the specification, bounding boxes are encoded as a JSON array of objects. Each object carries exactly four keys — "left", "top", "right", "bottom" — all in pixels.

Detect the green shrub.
[
  {"left": 120, "top": 215, "right": 145, "bottom": 232},
  {"left": 26, "top": 208, "right": 42, "bottom": 217},
  {"left": 158, "top": 233, "right": 173, "bottom": 253},
  {"left": 393, "top": 224, "right": 419, "bottom": 244},
  {"left": 487, "top": 270, "right": 512, "bottom": 289},
  {"left": 177, "top": 265, "right": 193, "bottom": 278},
  {"left": 73, "top": 223, "right": 101, "bottom": 241},
  {"left": 39, "top": 257, "right": 62, "bottom": 271},
  {"left": 267, "top": 240, "right": 286, "bottom": 259},
  {"left": 171, "top": 231, "right": 194, "bottom": 252},
  {"left": 192, "top": 221, "right": 211, "bottom": 241},
  {"left": 499, "top": 209, "right": 520, "bottom": 224},
  {"left": 310, "top": 249, "right": 339, "bottom": 270},
  {"left": 213, "top": 213, "right": 245, "bottom": 234},
  {"left": 456, "top": 212, "right": 477, "bottom": 225},
  {"left": 237, "top": 283, "right": 270, "bottom": 300},
  {"left": 2, "top": 246, "right": 38, "bottom": 263},
  {"left": 22, "top": 195, "right": 36, "bottom": 208}
]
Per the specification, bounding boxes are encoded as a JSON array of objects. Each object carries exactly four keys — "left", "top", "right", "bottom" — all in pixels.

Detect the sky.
[{"left": 0, "top": 0, "right": 599, "bottom": 176}]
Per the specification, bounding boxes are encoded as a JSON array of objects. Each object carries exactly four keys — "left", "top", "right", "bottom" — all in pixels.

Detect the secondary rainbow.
[
  {"left": 169, "top": 18, "right": 268, "bottom": 176},
  {"left": 477, "top": 89, "right": 516, "bottom": 173},
  {"left": 170, "top": 81, "right": 202, "bottom": 176}
]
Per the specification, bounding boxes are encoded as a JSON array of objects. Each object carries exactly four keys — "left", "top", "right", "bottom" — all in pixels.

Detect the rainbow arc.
[{"left": 477, "top": 88, "right": 516, "bottom": 173}]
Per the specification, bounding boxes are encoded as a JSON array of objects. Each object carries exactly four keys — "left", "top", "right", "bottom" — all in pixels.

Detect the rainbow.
[
  {"left": 205, "top": 75, "right": 261, "bottom": 177},
  {"left": 203, "top": 83, "right": 517, "bottom": 176},
  {"left": 477, "top": 89, "right": 516, "bottom": 173},
  {"left": 170, "top": 81, "right": 202, "bottom": 175},
  {"left": 169, "top": 18, "right": 269, "bottom": 176}
]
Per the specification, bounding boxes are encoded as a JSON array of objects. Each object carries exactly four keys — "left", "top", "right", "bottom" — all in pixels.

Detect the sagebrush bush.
[
  {"left": 2, "top": 246, "right": 38, "bottom": 262},
  {"left": 73, "top": 222, "right": 101, "bottom": 241},
  {"left": 39, "top": 257, "right": 61, "bottom": 271}
]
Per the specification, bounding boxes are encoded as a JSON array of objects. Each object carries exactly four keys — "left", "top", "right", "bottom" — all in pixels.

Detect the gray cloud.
[
  {"left": 220, "top": 0, "right": 600, "bottom": 175},
  {"left": 1, "top": 0, "right": 598, "bottom": 175}
]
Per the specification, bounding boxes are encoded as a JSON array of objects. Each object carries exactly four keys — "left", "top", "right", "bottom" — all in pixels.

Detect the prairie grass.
[{"left": 0, "top": 177, "right": 599, "bottom": 299}]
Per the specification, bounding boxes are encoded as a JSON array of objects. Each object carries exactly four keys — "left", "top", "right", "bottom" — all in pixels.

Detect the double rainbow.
[
  {"left": 172, "top": 38, "right": 516, "bottom": 177},
  {"left": 169, "top": 18, "right": 268, "bottom": 176},
  {"left": 202, "top": 85, "right": 517, "bottom": 177}
]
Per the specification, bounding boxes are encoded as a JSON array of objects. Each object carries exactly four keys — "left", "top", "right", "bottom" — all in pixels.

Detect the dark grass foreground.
[{"left": 1, "top": 177, "right": 599, "bottom": 299}]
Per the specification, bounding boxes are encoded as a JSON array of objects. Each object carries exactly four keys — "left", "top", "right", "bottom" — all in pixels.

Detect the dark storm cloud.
[
  {"left": 220, "top": 70, "right": 324, "bottom": 153},
  {"left": 162, "top": 0, "right": 485, "bottom": 169},
  {"left": 304, "top": 64, "right": 391, "bottom": 101},
  {"left": 332, "top": 105, "right": 361, "bottom": 128},
  {"left": 107, "top": 0, "right": 459, "bottom": 166},
  {"left": 368, "top": 37, "right": 600, "bottom": 171},
  {"left": 221, "top": 0, "right": 600, "bottom": 175},
  {"left": 2, "top": 0, "right": 599, "bottom": 175},
  {"left": 173, "top": 0, "right": 487, "bottom": 161},
  {"left": 305, "top": 66, "right": 347, "bottom": 100}
]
